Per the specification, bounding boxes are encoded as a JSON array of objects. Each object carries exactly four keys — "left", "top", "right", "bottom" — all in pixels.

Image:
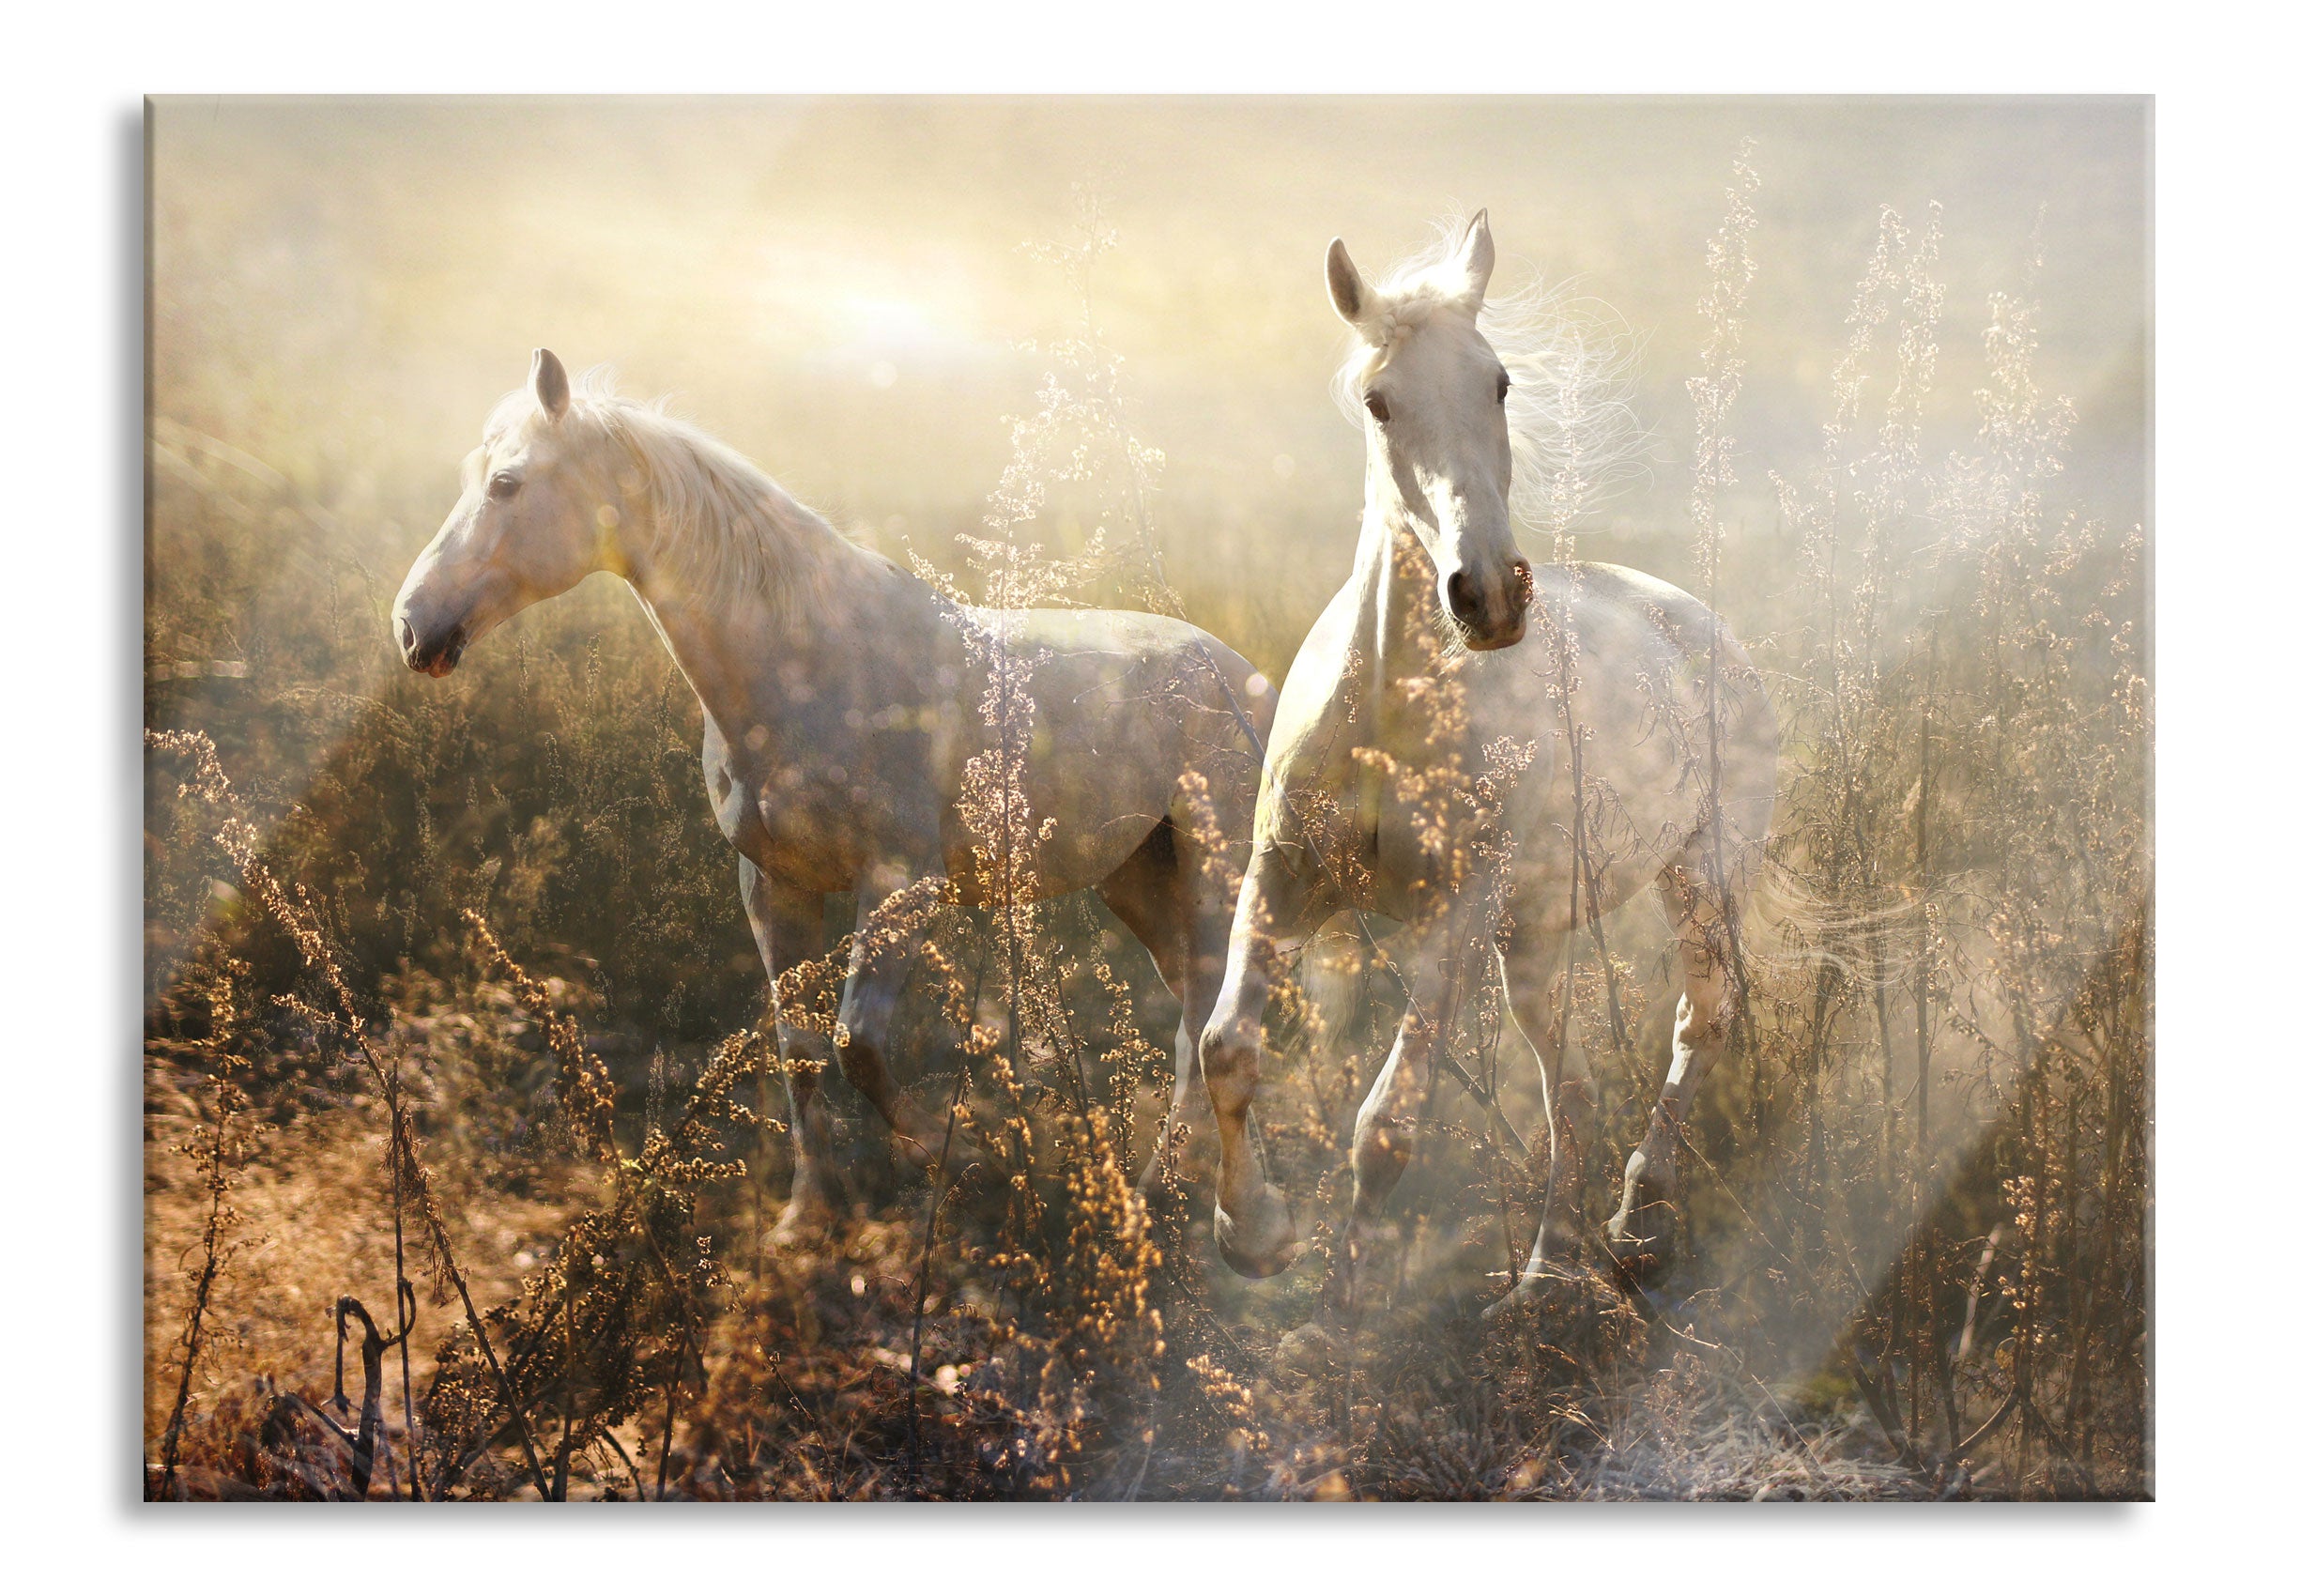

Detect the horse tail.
[
  {"left": 1601, "top": 574, "right": 1923, "bottom": 996},
  {"left": 1734, "top": 859, "right": 1924, "bottom": 993}
]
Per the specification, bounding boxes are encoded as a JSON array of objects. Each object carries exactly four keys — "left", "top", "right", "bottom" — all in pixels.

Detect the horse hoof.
[
  {"left": 1480, "top": 1255, "right": 1586, "bottom": 1326},
  {"left": 1138, "top": 1122, "right": 1216, "bottom": 1195},
  {"left": 770, "top": 1196, "right": 834, "bottom": 1249},
  {"left": 1602, "top": 1205, "right": 1673, "bottom": 1280},
  {"left": 1215, "top": 1184, "right": 1298, "bottom": 1279},
  {"left": 1274, "top": 1321, "right": 1342, "bottom": 1378},
  {"left": 894, "top": 1114, "right": 979, "bottom": 1176}
]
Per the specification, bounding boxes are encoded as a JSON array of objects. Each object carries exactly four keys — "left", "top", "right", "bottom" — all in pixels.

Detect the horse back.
[{"left": 1522, "top": 562, "right": 1779, "bottom": 883}]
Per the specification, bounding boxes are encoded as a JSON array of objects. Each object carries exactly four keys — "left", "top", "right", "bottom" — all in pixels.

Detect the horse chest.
[
  {"left": 710, "top": 719, "right": 952, "bottom": 893},
  {"left": 1355, "top": 661, "right": 1566, "bottom": 913},
  {"left": 706, "top": 753, "right": 866, "bottom": 894}
]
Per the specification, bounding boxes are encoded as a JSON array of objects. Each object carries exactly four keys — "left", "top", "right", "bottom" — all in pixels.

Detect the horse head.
[
  {"left": 1327, "top": 211, "right": 1530, "bottom": 651},
  {"left": 393, "top": 348, "right": 621, "bottom": 676}
]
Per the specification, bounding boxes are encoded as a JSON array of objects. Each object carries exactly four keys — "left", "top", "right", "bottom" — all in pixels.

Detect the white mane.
[
  {"left": 1331, "top": 216, "right": 1649, "bottom": 540},
  {"left": 488, "top": 370, "right": 866, "bottom": 616}
]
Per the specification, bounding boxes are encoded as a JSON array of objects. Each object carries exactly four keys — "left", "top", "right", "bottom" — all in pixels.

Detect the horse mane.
[
  {"left": 488, "top": 370, "right": 870, "bottom": 618},
  {"left": 1329, "top": 215, "right": 1649, "bottom": 539}
]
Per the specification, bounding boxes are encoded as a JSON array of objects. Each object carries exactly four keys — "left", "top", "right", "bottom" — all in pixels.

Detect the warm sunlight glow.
[{"left": 840, "top": 294, "right": 947, "bottom": 351}]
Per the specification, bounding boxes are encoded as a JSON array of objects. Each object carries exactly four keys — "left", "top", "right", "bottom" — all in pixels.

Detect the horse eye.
[
  {"left": 1496, "top": 372, "right": 1511, "bottom": 403},
  {"left": 1364, "top": 391, "right": 1391, "bottom": 425},
  {"left": 488, "top": 471, "right": 521, "bottom": 500}
]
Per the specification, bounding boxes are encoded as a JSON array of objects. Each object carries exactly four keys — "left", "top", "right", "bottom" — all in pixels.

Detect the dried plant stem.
[
  {"left": 382, "top": 1067, "right": 422, "bottom": 1496},
  {"left": 906, "top": 1059, "right": 974, "bottom": 1491},
  {"left": 332, "top": 1295, "right": 401, "bottom": 1498},
  {"left": 155, "top": 1111, "right": 233, "bottom": 1500}
]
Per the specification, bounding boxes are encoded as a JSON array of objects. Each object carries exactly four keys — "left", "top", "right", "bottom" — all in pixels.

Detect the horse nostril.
[
  {"left": 1447, "top": 571, "right": 1477, "bottom": 622},
  {"left": 395, "top": 617, "right": 415, "bottom": 658}
]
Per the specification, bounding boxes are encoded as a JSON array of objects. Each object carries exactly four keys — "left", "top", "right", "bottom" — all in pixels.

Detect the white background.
[{"left": 2, "top": 2, "right": 2270, "bottom": 1581}]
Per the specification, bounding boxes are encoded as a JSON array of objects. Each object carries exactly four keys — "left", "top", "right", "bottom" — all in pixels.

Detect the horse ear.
[
  {"left": 530, "top": 347, "right": 571, "bottom": 422},
  {"left": 1326, "top": 238, "right": 1369, "bottom": 329},
  {"left": 1456, "top": 210, "right": 1495, "bottom": 308}
]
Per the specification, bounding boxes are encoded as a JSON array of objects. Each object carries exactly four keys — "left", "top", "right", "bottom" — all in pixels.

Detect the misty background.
[{"left": 150, "top": 96, "right": 2147, "bottom": 684}]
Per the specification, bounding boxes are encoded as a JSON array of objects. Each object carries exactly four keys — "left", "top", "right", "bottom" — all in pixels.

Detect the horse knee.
[
  {"left": 1607, "top": 1142, "right": 1682, "bottom": 1260},
  {"left": 1623, "top": 1141, "right": 1680, "bottom": 1200},
  {"left": 832, "top": 1027, "right": 879, "bottom": 1094},
  {"left": 833, "top": 983, "right": 902, "bottom": 1092},
  {"left": 1145, "top": 1029, "right": 1215, "bottom": 1184},
  {"left": 1198, "top": 1017, "right": 1261, "bottom": 1117},
  {"left": 1351, "top": 1109, "right": 1415, "bottom": 1216},
  {"left": 1674, "top": 996, "right": 1728, "bottom": 1056}
]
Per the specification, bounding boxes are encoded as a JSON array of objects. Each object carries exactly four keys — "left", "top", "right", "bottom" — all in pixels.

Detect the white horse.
[
  {"left": 1198, "top": 215, "right": 1781, "bottom": 1311},
  {"left": 393, "top": 350, "right": 1291, "bottom": 1261}
]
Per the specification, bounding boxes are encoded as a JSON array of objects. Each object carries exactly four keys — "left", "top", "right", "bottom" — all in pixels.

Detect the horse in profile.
[
  {"left": 393, "top": 350, "right": 1288, "bottom": 1260},
  {"left": 1197, "top": 215, "right": 1781, "bottom": 1309}
]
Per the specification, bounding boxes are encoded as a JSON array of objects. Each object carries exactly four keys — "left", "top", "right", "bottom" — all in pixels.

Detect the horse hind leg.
[
  {"left": 1605, "top": 861, "right": 1740, "bottom": 1276},
  {"left": 1094, "top": 824, "right": 1211, "bottom": 1183},
  {"left": 1486, "top": 928, "right": 1598, "bottom": 1315},
  {"left": 1341, "top": 900, "right": 1487, "bottom": 1313},
  {"left": 1342, "top": 1013, "right": 1432, "bottom": 1309},
  {"left": 832, "top": 862, "right": 980, "bottom": 1176}
]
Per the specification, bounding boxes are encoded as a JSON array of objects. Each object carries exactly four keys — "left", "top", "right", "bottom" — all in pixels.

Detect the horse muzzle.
[
  {"left": 1444, "top": 558, "right": 1532, "bottom": 651},
  {"left": 397, "top": 614, "right": 468, "bottom": 678},
  {"left": 1459, "top": 609, "right": 1528, "bottom": 652}
]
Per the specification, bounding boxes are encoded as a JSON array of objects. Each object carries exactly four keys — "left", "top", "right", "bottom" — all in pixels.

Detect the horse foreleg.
[
  {"left": 837, "top": 863, "right": 974, "bottom": 1175},
  {"left": 742, "top": 859, "right": 838, "bottom": 1242},
  {"left": 1198, "top": 840, "right": 1319, "bottom": 1278},
  {"left": 1343, "top": 898, "right": 1484, "bottom": 1314},
  {"left": 1606, "top": 864, "right": 1738, "bottom": 1274}
]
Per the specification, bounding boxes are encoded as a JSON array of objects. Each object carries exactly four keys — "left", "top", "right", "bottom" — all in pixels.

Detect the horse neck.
[
  {"left": 609, "top": 441, "right": 886, "bottom": 744},
  {"left": 1357, "top": 498, "right": 1449, "bottom": 686},
  {"left": 1345, "top": 486, "right": 1468, "bottom": 779}
]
